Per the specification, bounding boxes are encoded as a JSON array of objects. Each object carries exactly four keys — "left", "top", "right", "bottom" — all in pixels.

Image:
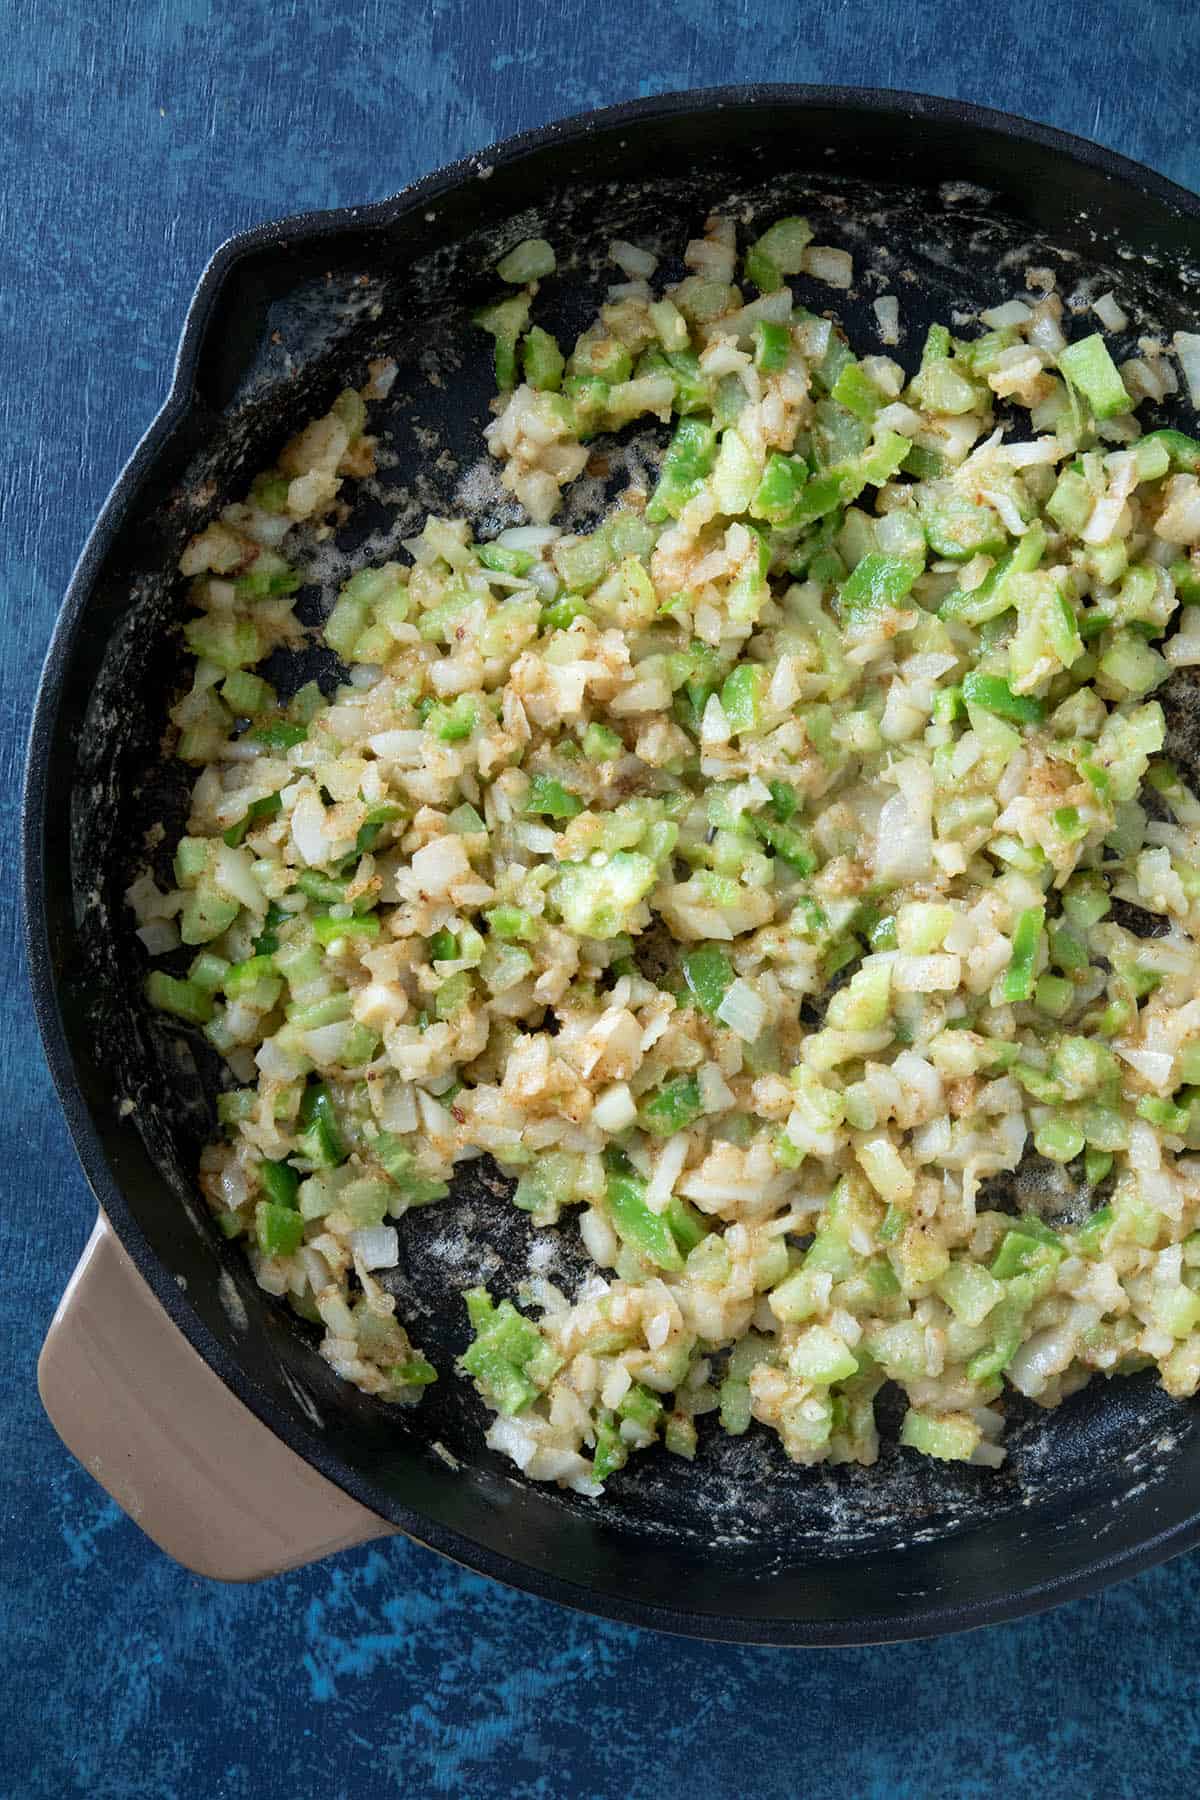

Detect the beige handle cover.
[{"left": 39, "top": 1214, "right": 396, "bottom": 1580}]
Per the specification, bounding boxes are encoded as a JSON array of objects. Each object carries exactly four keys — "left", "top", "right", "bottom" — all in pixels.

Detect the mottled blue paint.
[{"left": 5, "top": 1, "right": 1200, "bottom": 1795}]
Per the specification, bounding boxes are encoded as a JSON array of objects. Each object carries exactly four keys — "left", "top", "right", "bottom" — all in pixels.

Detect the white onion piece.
[
  {"left": 716, "top": 978, "right": 766, "bottom": 1042},
  {"left": 1093, "top": 291, "right": 1128, "bottom": 332},
  {"left": 872, "top": 295, "right": 900, "bottom": 344},
  {"left": 352, "top": 1226, "right": 399, "bottom": 1270},
  {"left": 1174, "top": 331, "right": 1200, "bottom": 407},
  {"left": 608, "top": 238, "right": 657, "bottom": 278},
  {"left": 495, "top": 524, "right": 562, "bottom": 549}
]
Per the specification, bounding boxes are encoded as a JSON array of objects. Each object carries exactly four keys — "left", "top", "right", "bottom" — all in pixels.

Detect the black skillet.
[{"left": 23, "top": 86, "right": 1200, "bottom": 1643}]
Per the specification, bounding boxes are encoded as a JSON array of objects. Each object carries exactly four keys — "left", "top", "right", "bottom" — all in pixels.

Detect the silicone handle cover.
[{"left": 39, "top": 1215, "right": 396, "bottom": 1581}]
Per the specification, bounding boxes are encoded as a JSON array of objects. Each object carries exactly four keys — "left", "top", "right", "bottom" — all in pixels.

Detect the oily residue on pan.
[{"left": 69, "top": 157, "right": 1200, "bottom": 1559}]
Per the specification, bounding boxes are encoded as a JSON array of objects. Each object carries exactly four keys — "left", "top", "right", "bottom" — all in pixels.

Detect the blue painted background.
[{"left": 5, "top": 2, "right": 1200, "bottom": 1794}]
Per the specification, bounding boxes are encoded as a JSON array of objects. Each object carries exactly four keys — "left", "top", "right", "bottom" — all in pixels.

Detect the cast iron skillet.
[{"left": 23, "top": 86, "right": 1200, "bottom": 1643}]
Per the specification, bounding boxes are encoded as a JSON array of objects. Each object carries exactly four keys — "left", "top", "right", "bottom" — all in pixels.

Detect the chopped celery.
[
  {"left": 1059, "top": 333, "right": 1132, "bottom": 418},
  {"left": 145, "top": 971, "right": 214, "bottom": 1026}
]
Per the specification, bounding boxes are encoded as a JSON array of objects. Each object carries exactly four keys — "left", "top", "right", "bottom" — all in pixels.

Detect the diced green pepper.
[
  {"left": 525, "top": 773, "right": 583, "bottom": 819},
  {"left": 297, "top": 1081, "right": 346, "bottom": 1168},
  {"left": 639, "top": 1073, "right": 703, "bottom": 1137},
  {"left": 838, "top": 553, "right": 920, "bottom": 617},
  {"left": 682, "top": 945, "right": 734, "bottom": 1016},
  {"left": 646, "top": 417, "right": 717, "bottom": 522},
  {"left": 1001, "top": 905, "right": 1046, "bottom": 1003},
  {"left": 260, "top": 1159, "right": 299, "bottom": 1207},
  {"left": 962, "top": 671, "right": 1045, "bottom": 725},
  {"left": 604, "top": 1156, "right": 684, "bottom": 1272},
  {"left": 255, "top": 1200, "right": 304, "bottom": 1257},
  {"left": 753, "top": 319, "right": 791, "bottom": 371}
]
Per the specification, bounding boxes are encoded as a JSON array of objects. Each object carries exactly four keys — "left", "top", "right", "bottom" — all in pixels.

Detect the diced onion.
[
  {"left": 715, "top": 978, "right": 766, "bottom": 1042},
  {"left": 352, "top": 1226, "right": 399, "bottom": 1270},
  {"left": 872, "top": 295, "right": 900, "bottom": 344},
  {"left": 1173, "top": 331, "right": 1200, "bottom": 407}
]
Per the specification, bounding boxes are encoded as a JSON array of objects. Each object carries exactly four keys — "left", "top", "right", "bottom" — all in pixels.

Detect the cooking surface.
[{"left": 5, "top": 1, "right": 1200, "bottom": 1795}]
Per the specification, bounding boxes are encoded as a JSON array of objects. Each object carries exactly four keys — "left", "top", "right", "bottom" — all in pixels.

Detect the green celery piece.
[
  {"left": 1139, "top": 429, "right": 1200, "bottom": 473},
  {"left": 372, "top": 1134, "right": 449, "bottom": 1204},
  {"left": 661, "top": 348, "right": 711, "bottom": 414},
  {"left": 831, "top": 359, "right": 882, "bottom": 421},
  {"left": 221, "top": 668, "right": 272, "bottom": 717},
  {"left": 145, "top": 971, "right": 214, "bottom": 1026},
  {"left": 179, "top": 886, "right": 239, "bottom": 947},
  {"left": 224, "top": 954, "right": 278, "bottom": 999},
  {"left": 525, "top": 773, "right": 583, "bottom": 819},
  {"left": 962, "top": 671, "right": 1044, "bottom": 725},
  {"left": 294, "top": 868, "right": 347, "bottom": 906},
  {"left": 768, "top": 780, "right": 797, "bottom": 822},
  {"left": 719, "top": 662, "right": 766, "bottom": 733},
  {"left": 639, "top": 1073, "right": 704, "bottom": 1137},
  {"left": 923, "top": 496, "right": 1007, "bottom": 563},
  {"left": 251, "top": 719, "right": 307, "bottom": 751},
  {"left": 522, "top": 326, "right": 565, "bottom": 392},
  {"left": 592, "top": 1412, "right": 629, "bottom": 1482},
  {"left": 582, "top": 722, "right": 622, "bottom": 760},
  {"left": 312, "top": 914, "right": 381, "bottom": 947},
  {"left": 618, "top": 1383, "right": 665, "bottom": 1430},
  {"left": 966, "top": 1292, "right": 1030, "bottom": 1381},
  {"left": 541, "top": 595, "right": 591, "bottom": 631},
  {"left": 392, "top": 1357, "right": 438, "bottom": 1388},
  {"left": 427, "top": 696, "right": 477, "bottom": 743},
  {"left": 1137, "top": 1094, "right": 1190, "bottom": 1132},
  {"left": 1001, "top": 905, "right": 1046, "bottom": 1003},
  {"left": 753, "top": 815, "right": 817, "bottom": 874},
  {"left": 744, "top": 215, "right": 813, "bottom": 292},
  {"left": 900, "top": 1411, "right": 979, "bottom": 1462},
  {"left": 991, "top": 1220, "right": 1064, "bottom": 1279},
  {"left": 474, "top": 291, "right": 532, "bottom": 389},
  {"left": 605, "top": 1158, "right": 684, "bottom": 1272},
  {"left": 189, "top": 950, "right": 230, "bottom": 994},
  {"left": 478, "top": 542, "right": 535, "bottom": 576},
  {"left": 484, "top": 906, "right": 537, "bottom": 943},
  {"left": 1076, "top": 1204, "right": 1114, "bottom": 1252},
  {"left": 1059, "top": 333, "right": 1132, "bottom": 418}
]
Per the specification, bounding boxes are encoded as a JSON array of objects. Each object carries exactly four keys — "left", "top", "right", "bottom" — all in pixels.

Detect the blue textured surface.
[{"left": 5, "top": 3, "right": 1200, "bottom": 1795}]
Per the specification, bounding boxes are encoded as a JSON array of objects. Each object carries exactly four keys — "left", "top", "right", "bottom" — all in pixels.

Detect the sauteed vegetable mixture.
[{"left": 131, "top": 213, "right": 1200, "bottom": 1492}]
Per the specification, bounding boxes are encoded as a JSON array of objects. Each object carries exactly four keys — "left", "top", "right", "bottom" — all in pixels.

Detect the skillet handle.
[{"left": 39, "top": 1214, "right": 397, "bottom": 1580}]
